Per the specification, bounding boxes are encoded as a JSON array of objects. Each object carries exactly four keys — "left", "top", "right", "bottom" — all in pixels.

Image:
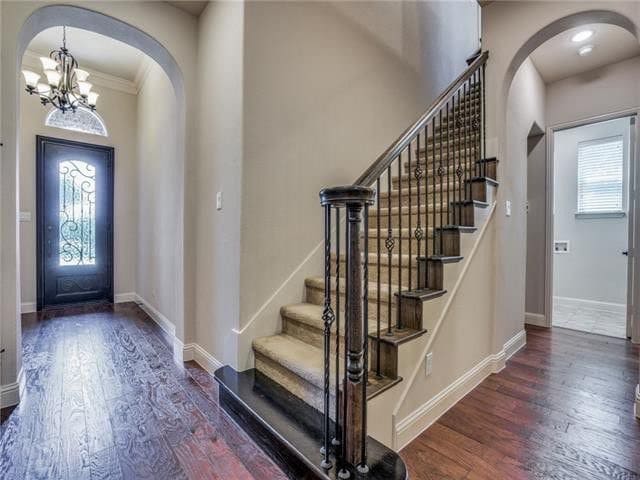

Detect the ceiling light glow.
[
  {"left": 571, "top": 30, "right": 594, "bottom": 42},
  {"left": 578, "top": 45, "right": 594, "bottom": 56}
]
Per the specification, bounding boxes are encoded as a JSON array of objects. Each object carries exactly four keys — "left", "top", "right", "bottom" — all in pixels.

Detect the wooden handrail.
[{"left": 355, "top": 51, "right": 489, "bottom": 187}]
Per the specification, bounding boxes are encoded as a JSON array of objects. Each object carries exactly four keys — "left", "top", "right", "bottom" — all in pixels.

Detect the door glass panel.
[{"left": 59, "top": 160, "right": 96, "bottom": 266}]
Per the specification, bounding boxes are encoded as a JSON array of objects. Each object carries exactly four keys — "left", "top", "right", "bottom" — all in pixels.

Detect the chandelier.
[{"left": 22, "top": 26, "right": 99, "bottom": 113}]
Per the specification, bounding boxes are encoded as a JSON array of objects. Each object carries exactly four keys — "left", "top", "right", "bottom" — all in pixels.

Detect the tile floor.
[{"left": 553, "top": 297, "right": 627, "bottom": 338}]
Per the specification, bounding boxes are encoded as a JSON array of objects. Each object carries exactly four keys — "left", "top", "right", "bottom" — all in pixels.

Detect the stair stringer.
[{"left": 365, "top": 200, "right": 497, "bottom": 449}]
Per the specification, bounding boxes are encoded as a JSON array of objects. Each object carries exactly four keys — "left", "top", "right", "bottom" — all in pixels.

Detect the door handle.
[{"left": 47, "top": 225, "right": 53, "bottom": 258}]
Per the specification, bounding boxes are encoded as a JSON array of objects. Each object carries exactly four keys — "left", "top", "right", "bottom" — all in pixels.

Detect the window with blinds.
[{"left": 577, "top": 135, "right": 624, "bottom": 214}]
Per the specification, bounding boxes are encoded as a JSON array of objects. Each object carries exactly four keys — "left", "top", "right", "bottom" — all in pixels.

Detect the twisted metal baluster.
[
  {"left": 321, "top": 205, "right": 334, "bottom": 471},
  {"left": 482, "top": 61, "right": 487, "bottom": 177}
]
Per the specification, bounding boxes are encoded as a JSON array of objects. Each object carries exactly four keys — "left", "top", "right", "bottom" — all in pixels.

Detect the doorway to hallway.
[
  {"left": 36, "top": 136, "right": 114, "bottom": 309},
  {"left": 551, "top": 116, "right": 635, "bottom": 339}
]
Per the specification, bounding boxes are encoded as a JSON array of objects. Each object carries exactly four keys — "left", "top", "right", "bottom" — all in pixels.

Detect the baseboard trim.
[
  {"left": 183, "top": 343, "right": 224, "bottom": 375},
  {"left": 20, "top": 302, "right": 37, "bottom": 314},
  {"left": 134, "top": 294, "right": 176, "bottom": 338},
  {"left": 395, "top": 329, "right": 526, "bottom": 450},
  {"left": 553, "top": 296, "right": 625, "bottom": 314},
  {"left": 635, "top": 384, "right": 640, "bottom": 419},
  {"left": 525, "top": 312, "right": 547, "bottom": 327},
  {"left": 114, "top": 292, "right": 137, "bottom": 303},
  {"left": 1, "top": 368, "right": 25, "bottom": 408}
]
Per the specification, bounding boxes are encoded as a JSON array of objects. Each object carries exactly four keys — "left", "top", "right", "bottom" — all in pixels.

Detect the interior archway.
[{"left": 9, "top": 5, "right": 187, "bottom": 387}]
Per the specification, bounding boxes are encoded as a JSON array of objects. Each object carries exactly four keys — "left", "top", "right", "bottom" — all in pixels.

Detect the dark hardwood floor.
[
  {"left": 0, "top": 303, "right": 287, "bottom": 480},
  {"left": 3, "top": 307, "right": 638, "bottom": 479},
  {"left": 401, "top": 325, "right": 640, "bottom": 479}
]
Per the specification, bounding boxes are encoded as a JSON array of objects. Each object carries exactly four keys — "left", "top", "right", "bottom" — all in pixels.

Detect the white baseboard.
[
  {"left": 1, "top": 368, "right": 25, "bottom": 408},
  {"left": 525, "top": 312, "right": 547, "bottom": 327},
  {"left": 114, "top": 292, "right": 137, "bottom": 303},
  {"left": 183, "top": 342, "right": 224, "bottom": 374},
  {"left": 635, "top": 384, "right": 640, "bottom": 419},
  {"left": 553, "top": 296, "right": 626, "bottom": 314},
  {"left": 20, "top": 302, "right": 37, "bottom": 314},
  {"left": 395, "top": 329, "right": 526, "bottom": 450},
  {"left": 134, "top": 294, "right": 176, "bottom": 338},
  {"left": 20, "top": 292, "right": 137, "bottom": 314}
]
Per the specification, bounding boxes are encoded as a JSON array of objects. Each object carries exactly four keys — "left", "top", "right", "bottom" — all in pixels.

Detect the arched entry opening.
[{"left": 1, "top": 4, "right": 187, "bottom": 406}]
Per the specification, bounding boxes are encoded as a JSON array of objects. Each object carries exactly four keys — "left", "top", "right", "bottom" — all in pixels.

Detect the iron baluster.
[
  {"left": 358, "top": 204, "right": 370, "bottom": 475},
  {"left": 397, "top": 154, "right": 403, "bottom": 330},
  {"left": 333, "top": 206, "right": 341, "bottom": 450},
  {"left": 375, "top": 178, "right": 381, "bottom": 377},
  {"left": 321, "top": 204, "right": 334, "bottom": 470},
  {"left": 386, "top": 166, "right": 393, "bottom": 336}
]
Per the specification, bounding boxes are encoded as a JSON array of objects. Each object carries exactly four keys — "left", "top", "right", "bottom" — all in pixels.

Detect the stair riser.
[
  {"left": 370, "top": 210, "right": 474, "bottom": 229},
  {"left": 334, "top": 258, "right": 418, "bottom": 287},
  {"left": 408, "top": 160, "right": 496, "bottom": 181},
  {"left": 255, "top": 353, "right": 338, "bottom": 419},
  {"left": 392, "top": 163, "right": 475, "bottom": 189},
  {"left": 378, "top": 188, "right": 469, "bottom": 209},
  {"left": 306, "top": 284, "right": 398, "bottom": 324}
]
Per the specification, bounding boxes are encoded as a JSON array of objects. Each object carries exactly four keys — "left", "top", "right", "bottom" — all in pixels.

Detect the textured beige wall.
[
  {"left": 137, "top": 62, "right": 180, "bottom": 330},
  {"left": 237, "top": 1, "right": 423, "bottom": 367},
  {"left": 546, "top": 55, "right": 640, "bottom": 127},
  {"left": 18, "top": 76, "right": 138, "bottom": 308},
  {"left": 193, "top": 0, "right": 244, "bottom": 366}
]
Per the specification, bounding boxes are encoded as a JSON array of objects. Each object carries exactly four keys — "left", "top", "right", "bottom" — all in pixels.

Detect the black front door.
[{"left": 37, "top": 136, "right": 114, "bottom": 309}]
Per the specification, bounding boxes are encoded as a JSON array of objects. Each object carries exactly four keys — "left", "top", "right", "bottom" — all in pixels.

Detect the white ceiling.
[
  {"left": 27, "top": 26, "right": 147, "bottom": 82},
  {"left": 530, "top": 23, "right": 640, "bottom": 83},
  {"left": 167, "top": 1, "right": 208, "bottom": 17}
]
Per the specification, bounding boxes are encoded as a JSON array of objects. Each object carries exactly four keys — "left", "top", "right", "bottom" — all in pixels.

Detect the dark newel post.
[{"left": 319, "top": 185, "right": 374, "bottom": 475}]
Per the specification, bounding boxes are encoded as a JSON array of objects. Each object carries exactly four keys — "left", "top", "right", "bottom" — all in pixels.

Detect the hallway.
[
  {"left": 401, "top": 325, "right": 640, "bottom": 479},
  {"left": 0, "top": 303, "right": 287, "bottom": 479}
]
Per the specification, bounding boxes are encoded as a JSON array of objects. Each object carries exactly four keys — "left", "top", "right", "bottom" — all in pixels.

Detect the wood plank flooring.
[
  {"left": 401, "top": 325, "right": 640, "bottom": 479},
  {"left": 0, "top": 303, "right": 287, "bottom": 480}
]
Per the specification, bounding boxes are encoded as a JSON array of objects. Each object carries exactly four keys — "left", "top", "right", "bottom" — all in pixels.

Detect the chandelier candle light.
[{"left": 22, "top": 26, "right": 99, "bottom": 113}]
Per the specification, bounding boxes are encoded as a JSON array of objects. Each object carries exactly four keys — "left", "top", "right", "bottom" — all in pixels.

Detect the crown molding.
[
  {"left": 133, "top": 55, "right": 154, "bottom": 90},
  {"left": 22, "top": 50, "right": 139, "bottom": 95}
]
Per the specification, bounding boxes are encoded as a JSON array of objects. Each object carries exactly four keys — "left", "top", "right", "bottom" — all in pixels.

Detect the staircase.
[{"left": 215, "top": 51, "right": 495, "bottom": 480}]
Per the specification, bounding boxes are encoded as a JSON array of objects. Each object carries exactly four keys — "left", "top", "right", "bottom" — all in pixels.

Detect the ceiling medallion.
[{"left": 22, "top": 26, "right": 99, "bottom": 113}]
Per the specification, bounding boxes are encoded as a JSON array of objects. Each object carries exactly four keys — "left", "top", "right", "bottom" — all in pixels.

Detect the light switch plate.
[
  {"left": 505, "top": 200, "right": 512, "bottom": 217},
  {"left": 216, "top": 192, "right": 223, "bottom": 211},
  {"left": 425, "top": 352, "right": 433, "bottom": 377},
  {"left": 19, "top": 211, "right": 31, "bottom": 222}
]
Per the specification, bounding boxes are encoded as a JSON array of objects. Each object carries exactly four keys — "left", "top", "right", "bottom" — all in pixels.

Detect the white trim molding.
[
  {"left": 135, "top": 294, "right": 176, "bottom": 339},
  {"left": 635, "top": 384, "right": 640, "bottom": 419},
  {"left": 395, "top": 329, "right": 526, "bottom": 450},
  {"left": 1, "top": 368, "right": 25, "bottom": 408},
  {"left": 553, "top": 296, "right": 626, "bottom": 314},
  {"left": 525, "top": 312, "right": 547, "bottom": 327},
  {"left": 20, "top": 302, "right": 37, "bottom": 314},
  {"left": 183, "top": 343, "right": 224, "bottom": 375},
  {"left": 114, "top": 292, "right": 137, "bottom": 303}
]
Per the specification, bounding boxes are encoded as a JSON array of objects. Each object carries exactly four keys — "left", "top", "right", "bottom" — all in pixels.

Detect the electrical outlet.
[
  {"left": 216, "top": 191, "right": 223, "bottom": 211},
  {"left": 425, "top": 352, "right": 433, "bottom": 377}
]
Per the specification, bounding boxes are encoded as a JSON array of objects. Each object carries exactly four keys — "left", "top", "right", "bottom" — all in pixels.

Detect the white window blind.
[{"left": 577, "top": 135, "right": 624, "bottom": 214}]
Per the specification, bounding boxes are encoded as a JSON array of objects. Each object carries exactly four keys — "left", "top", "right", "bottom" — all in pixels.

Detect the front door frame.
[
  {"left": 545, "top": 108, "right": 640, "bottom": 343},
  {"left": 36, "top": 135, "right": 115, "bottom": 310}
]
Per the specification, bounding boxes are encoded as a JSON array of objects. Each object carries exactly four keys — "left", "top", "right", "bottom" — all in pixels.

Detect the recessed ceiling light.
[
  {"left": 572, "top": 30, "right": 594, "bottom": 42},
  {"left": 578, "top": 45, "right": 594, "bottom": 56}
]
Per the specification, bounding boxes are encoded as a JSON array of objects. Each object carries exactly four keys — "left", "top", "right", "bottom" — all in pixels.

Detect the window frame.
[
  {"left": 575, "top": 134, "right": 626, "bottom": 219},
  {"left": 45, "top": 106, "right": 109, "bottom": 137}
]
